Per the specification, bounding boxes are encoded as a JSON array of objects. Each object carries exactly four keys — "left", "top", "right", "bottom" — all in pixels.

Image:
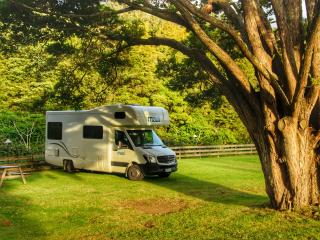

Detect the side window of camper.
[
  {"left": 83, "top": 125, "right": 103, "bottom": 139},
  {"left": 115, "top": 130, "right": 131, "bottom": 149},
  {"left": 47, "top": 122, "right": 62, "bottom": 140}
]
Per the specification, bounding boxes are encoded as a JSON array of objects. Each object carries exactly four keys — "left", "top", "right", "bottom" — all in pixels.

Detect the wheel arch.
[{"left": 125, "top": 161, "right": 139, "bottom": 177}]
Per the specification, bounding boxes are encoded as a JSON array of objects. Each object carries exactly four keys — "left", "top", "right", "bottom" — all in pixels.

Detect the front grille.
[{"left": 157, "top": 155, "right": 176, "bottom": 163}]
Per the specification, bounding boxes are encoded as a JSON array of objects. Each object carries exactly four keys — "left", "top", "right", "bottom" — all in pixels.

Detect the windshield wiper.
[
  {"left": 141, "top": 146, "right": 152, "bottom": 149},
  {"left": 142, "top": 144, "right": 166, "bottom": 147}
]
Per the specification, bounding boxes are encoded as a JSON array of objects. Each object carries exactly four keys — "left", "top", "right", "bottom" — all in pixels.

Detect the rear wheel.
[
  {"left": 64, "top": 160, "right": 74, "bottom": 173},
  {"left": 158, "top": 172, "right": 171, "bottom": 178},
  {"left": 127, "top": 164, "right": 144, "bottom": 181}
]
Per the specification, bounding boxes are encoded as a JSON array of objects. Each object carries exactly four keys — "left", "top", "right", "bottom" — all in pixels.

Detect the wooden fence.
[
  {"left": 171, "top": 144, "right": 257, "bottom": 159},
  {"left": 0, "top": 144, "right": 257, "bottom": 170},
  {"left": 0, "top": 155, "right": 48, "bottom": 171}
]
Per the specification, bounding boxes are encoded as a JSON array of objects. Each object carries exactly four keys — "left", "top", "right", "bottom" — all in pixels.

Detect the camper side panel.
[{"left": 45, "top": 112, "right": 111, "bottom": 172}]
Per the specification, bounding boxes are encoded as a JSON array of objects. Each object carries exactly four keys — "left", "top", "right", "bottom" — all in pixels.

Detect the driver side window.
[{"left": 115, "top": 130, "right": 131, "bottom": 149}]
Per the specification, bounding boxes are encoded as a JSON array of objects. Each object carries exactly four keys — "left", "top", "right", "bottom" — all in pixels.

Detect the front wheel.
[{"left": 127, "top": 164, "right": 144, "bottom": 181}]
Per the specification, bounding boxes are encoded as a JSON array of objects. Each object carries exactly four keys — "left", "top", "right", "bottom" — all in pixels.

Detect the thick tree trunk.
[{"left": 251, "top": 116, "right": 320, "bottom": 210}]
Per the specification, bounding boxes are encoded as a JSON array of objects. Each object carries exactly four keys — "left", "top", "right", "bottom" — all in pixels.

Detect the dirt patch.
[
  {"left": 1, "top": 219, "right": 12, "bottom": 227},
  {"left": 144, "top": 220, "right": 156, "bottom": 228},
  {"left": 121, "top": 198, "right": 190, "bottom": 215}
]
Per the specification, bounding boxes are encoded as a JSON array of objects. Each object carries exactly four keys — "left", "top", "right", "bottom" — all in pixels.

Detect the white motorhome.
[{"left": 45, "top": 104, "right": 177, "bottom": 180}]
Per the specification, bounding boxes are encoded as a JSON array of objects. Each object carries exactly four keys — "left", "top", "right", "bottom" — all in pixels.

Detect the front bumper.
[{"left": 140, "top": 162, "right": 178, "bottom": 175}]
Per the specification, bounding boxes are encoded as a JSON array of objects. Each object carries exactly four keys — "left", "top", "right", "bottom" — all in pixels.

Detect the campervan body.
[{"left": 45, "top": 105, "right": 177, "bottom": 180}]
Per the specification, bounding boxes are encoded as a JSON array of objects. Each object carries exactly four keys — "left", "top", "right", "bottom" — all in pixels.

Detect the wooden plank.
[
  {"left": 174, "top": 148, "right": 255, "bottom": 154},
  {"left": 171, "top": 144, "right": 255, "bottom": 150},
  {"left": 0, "top": 154, "right": 43, "bottom": 162},
  {"left": 0, "top": 175, "right": 30, "bottom": 180},
  {"left": 172, "top": 147, "right": 255, "bottom": 151},
  {"left": 176, "top": 151, "right": 257, "bottom": 158},
  {"left": 176, "top": 149, "right": 256, "bottom": 155},
  {"left": 171, "top": 144, "right": 257, "bottom": 158}
]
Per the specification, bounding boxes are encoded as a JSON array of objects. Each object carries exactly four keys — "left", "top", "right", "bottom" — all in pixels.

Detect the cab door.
[{"left": 111, "top": 130, "right": 137, "bottom": 173}]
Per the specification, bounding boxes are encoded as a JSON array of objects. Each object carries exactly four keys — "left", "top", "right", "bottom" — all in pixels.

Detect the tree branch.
[
  {"left": 8, "top": 0, "right": 132, "bottom": 19},
  {"left": 242, "top": 0, "right": 272, "bottom": 66},
  {"left": 174, "top": 0, "right": 290, "bottom": 107},
  {"left": 312, "top": 131, "right": 320, "bottom": 148},
  {"left": 271, "top": 0, "right": 303, "bottom": 99},
  {"left": 117, "top": 0, "right": 190, "bottom": 29},
  {"left": 128, "top": 34, "right": 261, "bottom": 118},
  {"left": 173, "top": 2, "right": 252, "bottom": 85},
  {"left": 210, "top": 0, "right": 249, "bottom": 43},
  {"left": 306, "top": 0, "right": 319, "bottom": 22},
  {"left": 253, "top": 0, "right": 279, "bottom": 56},
  {"left": 293, "top": 11, "right": 320, "bottom": 116},
  {"left": 103, "top": 32, "right": 261, "bottom": 118},
  {"left": 307, "top": 86, "right": 320, "bottom": 114},
  {"left": 172, "top": 1, "right": 272, "bottom": 113}
]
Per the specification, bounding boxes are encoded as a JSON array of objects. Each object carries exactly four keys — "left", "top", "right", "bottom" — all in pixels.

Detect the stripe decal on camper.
[
  {"left": 111, "top": 162, "right": 129, "bottom": 167},
  {"left": 49, "top": 142, "right": 79, "bottom": 158}
]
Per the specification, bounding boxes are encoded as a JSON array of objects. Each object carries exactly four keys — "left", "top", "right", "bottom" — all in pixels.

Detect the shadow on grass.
[
  {"left": 0, "top": 168, "right": 85, "bottom": 239},
  {"left": 24, "top": 169, "right": 83, "bottom": 184},
  {"left": 145, "top": 173, "right": 269, "bottom": 207},
  {"left": 0, "top": 187, "right": 46, "bottom": 239}
]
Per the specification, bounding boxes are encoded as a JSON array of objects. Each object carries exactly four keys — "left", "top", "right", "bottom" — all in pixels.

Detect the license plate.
[{"left": 165, "top": 168, "right": 171, "bottom": 172}]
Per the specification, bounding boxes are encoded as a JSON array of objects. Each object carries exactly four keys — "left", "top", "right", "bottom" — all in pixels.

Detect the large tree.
[{"left": 2, "top": 0, "right": 320, "bottom": 210}]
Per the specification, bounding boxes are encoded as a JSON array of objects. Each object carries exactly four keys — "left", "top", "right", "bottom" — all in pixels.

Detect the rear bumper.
[{"left": 140, "top": 162, "right": 178, "bottom": 175}]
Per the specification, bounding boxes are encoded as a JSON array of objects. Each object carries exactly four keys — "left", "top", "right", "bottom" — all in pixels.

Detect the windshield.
[{"left": 126, "top": 130, "right": 164, "bottom": 147}]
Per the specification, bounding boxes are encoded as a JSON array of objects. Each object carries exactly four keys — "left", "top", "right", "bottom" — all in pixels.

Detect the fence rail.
[
  {"left": 0, "top": 154, "right": 47, "bottom": 171},
  {"left": 171, "top": 144, "right": 257, "bottom": 159},
  {"left": 0, "top": 144, "right": 257, "bottom": 170}
]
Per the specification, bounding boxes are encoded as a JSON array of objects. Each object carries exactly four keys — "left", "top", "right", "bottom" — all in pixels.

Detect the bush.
[{"left": 0, "top": 111, "right": 45, "bottom": 156}]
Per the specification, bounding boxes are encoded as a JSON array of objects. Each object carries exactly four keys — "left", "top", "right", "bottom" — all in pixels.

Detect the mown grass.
[{"left": 0, "top": 155, "right": 320, "bottom": 240}]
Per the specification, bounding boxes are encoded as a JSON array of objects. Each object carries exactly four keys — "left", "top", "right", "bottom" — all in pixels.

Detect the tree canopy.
[{"left": 0, "top": 1, "right": 251, "bottom": 149}]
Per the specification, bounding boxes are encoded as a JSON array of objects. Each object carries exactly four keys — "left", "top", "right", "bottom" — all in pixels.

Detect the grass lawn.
[{"left": 1, "top": 155, "right": 320, "bottom": 240}]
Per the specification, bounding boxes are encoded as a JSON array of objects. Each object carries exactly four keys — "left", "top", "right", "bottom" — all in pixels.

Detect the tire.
[
  {"left": 64, "top": 160, "right": 74, "bottom": 173},
  {"left": 158, "top": 172, "right": 171, "bottom": 178},
  {"left": 127, "top": 164, "right": 144, "bottom": 181}
]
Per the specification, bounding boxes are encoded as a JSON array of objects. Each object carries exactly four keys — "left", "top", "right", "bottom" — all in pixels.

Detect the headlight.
[{"left": 144, "top": 155, "right": 157, "bottom": 163}]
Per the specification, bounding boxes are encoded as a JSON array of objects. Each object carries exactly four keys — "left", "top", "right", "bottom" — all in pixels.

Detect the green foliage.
[
  {"left": 0, "top": 111, "right": 45, "bottom": 156},
  {"left": 0, "top": 46, "right": 57, "bottom": 111},
  {"left": 157, "top": 54, "right": 223, "bottom": 108},
  {"left": 158, "top": 99, "right": 251, "bottom": 146},
  {"left": 0, "top": 1, "right": 252, "bottom": 147},
  {"left": 45, "top": 42, "right": 76, "bottom": 56}
]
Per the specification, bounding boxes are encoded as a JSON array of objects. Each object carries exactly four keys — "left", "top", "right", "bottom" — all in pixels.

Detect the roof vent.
[{"left": 114, "top": 112, "right": 126, "bottom": 119}]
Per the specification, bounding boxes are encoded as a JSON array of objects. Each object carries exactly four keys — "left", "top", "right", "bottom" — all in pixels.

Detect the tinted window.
[
  {"left": 114, "top": 112, "right": 126, "bottom": 119},
  {"left": 115, "top": 130, "right": 131, "bottom": 149},
  {"left": 127, "top": 130, "right": 164, "bottom": 147},
  {"left": 47, "top": 122, "right": 62, "bottom": 140},
  {"left": 83, "top": 125, "right": 103, "bottom": 139}
]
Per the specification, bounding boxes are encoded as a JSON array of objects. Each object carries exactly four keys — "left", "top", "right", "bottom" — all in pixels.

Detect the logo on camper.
[{"left": 148, "top": 116, "right": 160, "bottom": 122}]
